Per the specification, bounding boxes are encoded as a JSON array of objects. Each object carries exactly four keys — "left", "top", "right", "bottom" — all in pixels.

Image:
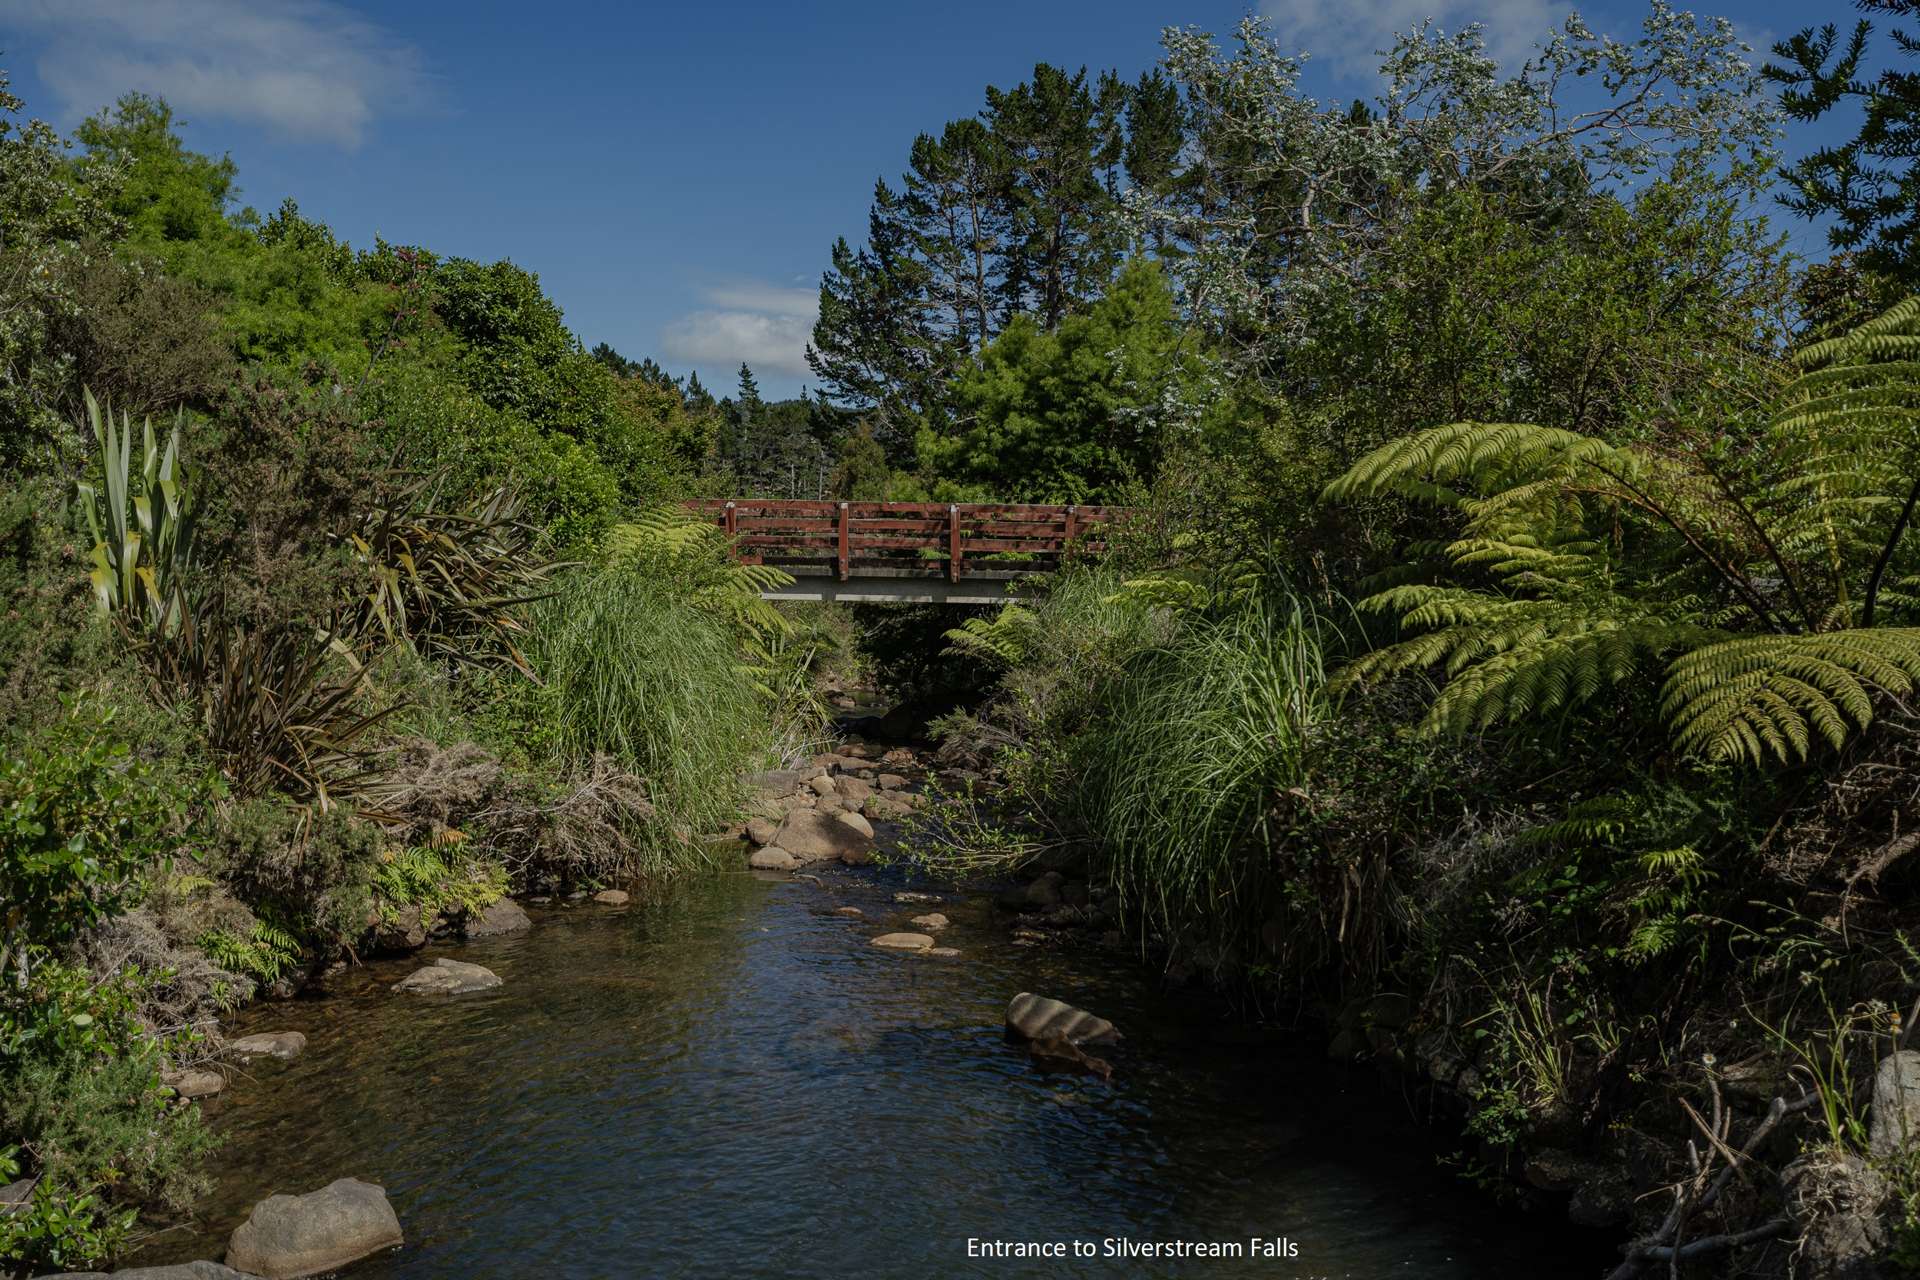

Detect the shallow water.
[{"left": 146, "top": 864, "right": 1603, "bottom": 1278}]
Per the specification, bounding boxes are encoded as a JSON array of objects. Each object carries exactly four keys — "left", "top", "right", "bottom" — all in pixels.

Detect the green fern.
[
  {"left": 944, "top": 603, "right": 1041, "bottom": 668},
  {"left": 372, "top": 843, "right": 507, "bottom": 918},
  {"left": 1325, "top": 297, "right": 1920, "bottom": 765},
  {"left": 198, "top": 918, "right": 301, "bottom": 984}
]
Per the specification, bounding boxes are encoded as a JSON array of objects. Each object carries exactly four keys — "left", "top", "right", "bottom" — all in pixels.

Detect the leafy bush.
[
  {"left": 0, "top": 694, "right": 194, "bottom": 987},
  {"left": 201, "top": 799, "right": 380, "bottom": 953},
  {"left": 0, "top": 960, "right": 213, "bottom": 1274}
]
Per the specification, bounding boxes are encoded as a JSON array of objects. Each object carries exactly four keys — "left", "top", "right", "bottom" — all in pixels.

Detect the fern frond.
[{"left": 1661, "top": 629, "right": 1920, "bottom": 763}]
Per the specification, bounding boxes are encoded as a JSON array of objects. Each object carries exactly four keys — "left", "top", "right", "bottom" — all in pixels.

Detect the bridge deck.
[{"left": 687, "top": 499, "right": 1121, "bottom": 603}]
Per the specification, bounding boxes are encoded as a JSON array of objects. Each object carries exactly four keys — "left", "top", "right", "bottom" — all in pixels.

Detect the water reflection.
[{"left": 144, "top": 866, "right": 1601, "bottom": 1278}]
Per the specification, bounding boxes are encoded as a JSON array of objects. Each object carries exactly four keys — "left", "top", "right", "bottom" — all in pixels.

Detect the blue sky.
[{"left": 0, "top": 0, "right": 1863, "bottom": 398}]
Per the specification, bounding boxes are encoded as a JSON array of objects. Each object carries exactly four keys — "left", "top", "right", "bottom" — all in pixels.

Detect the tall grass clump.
[
  {"left": 528, "top": 564, "right": 764, "bottom": 870},
  {"left": 1071, "top": 591, "right": 1334, "bottom": 961}
]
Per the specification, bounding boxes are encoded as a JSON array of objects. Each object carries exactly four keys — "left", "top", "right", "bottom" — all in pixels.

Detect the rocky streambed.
[{"left": 118, "top": 767, "right": 1610, "bottom": 1279}]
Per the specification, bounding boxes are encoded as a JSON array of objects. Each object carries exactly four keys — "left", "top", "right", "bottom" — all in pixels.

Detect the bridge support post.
[
  {"left": 836, "top": 502, "right": 850, "bottom": 581},
  {"left": 722, "top": 501, "right": 737, "bottom": 539},
  {"left": 947, "top": 504, "right": 961, "bottom": 584}
]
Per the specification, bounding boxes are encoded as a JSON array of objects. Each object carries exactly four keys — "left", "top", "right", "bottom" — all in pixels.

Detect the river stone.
[
  {"left": 839, "top": 742, "right": 874, "bottom": 759},
  {"left": 593, "top": 888, "right": 630, "bottom": 905},
  {"left": 805, "top": 774, "right": 838, "bottom": 797},
  {"left": 910, "top": 912, "right": 949, "bottom": 931},
  {"left": 877, "top": 773, "right": 909, "bottom": 791},
  {"left": 873, "top": 932, "right": 934, "bottom": 950},
  {"left": 1871, "top": 1050, "right": 1920, "bottom": 1157},
  {"left": 394, "top": 958, "right": 501, "bottom": 995},
  {"left": 164, "top": 1067, "right": 226, "bottom": 1099},
  {"left": 229, "top": 1031, "right": 307, "bottom": 1062},
  {"left": 926, "top": 947, "right": 960, "bottom": 957},
  {"left": 465, "top": 897, "right": 531, "bottom": 938},
  {"left": 1006, "top": 993, "right": 1119, "bottom": 1045},
  {"left": 773, "top": 810, "right": 871, "bottom": 863},
  {"left": 833, "top": 906, "right": 865, "bottom": 917},
  {"left": 749, "top": 846, "right": 797, "bottom": 870},
  {"left": 47, "top": 1264, "right": 256, "bottom": 1279},
  {"left": 745, "top": 816, "right": 779, "bottom": 847},
  {"left": 835, "top": 810, "right": 875, "bottom": 840},
  {"left": 894, "top": 891, "right": 940, "bottom": 903},
  {"left": 1025, "top": 872, "right": 1065, "bottom": 909},
  {"left": 225, "top": 1177, "right": 403, "bottom": 1279},
  {"left": 743, "top": 768, "right": 805, "bottom": 795},
  {"left": 836, "top": 776, "right": 873, "bottom": 803}
]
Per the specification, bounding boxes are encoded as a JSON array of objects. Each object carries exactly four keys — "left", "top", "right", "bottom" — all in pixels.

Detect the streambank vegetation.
[{"left": 6, "top": 2, "right": 1920, "bottom": 1276}]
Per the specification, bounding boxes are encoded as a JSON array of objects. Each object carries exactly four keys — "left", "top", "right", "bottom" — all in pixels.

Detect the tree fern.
[
  {"left": 944, "top": 603, "right": 1041, "bottom": 668},
  {"left": 1326, "top": 297, "right": 1920, "bottom": 764}
]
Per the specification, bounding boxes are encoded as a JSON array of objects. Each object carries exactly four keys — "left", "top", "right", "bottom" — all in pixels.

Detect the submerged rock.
[
  {"left": 465, "top": 897, "right": 531, "bottom": 938},
  {"left": 872, "top": 932, "right": 934, "bottom": 951},
  {"left": 909, "top": 913, "right": 949, "bottom": 931},
  {"left": 394, "top": 958, "right": 501, "bottom": 995},
  {"left": 163, "top": 1067, "right": 226, "bottom": 1099},
  {"left": 749, "top": 846, "right": 798, "bottom": 870},
  {"left": 592, "top": 889, "right": 630, "bottom": 905},
  {"left": 743, "top": 767, "right": 805, "bottom": 795},
  {"left": 48, "top": 1263, "right": 255, "bottom": 1279},
  {"left": 1006, "top": 993, "right": 1119, "bottom": 1045},
  {"left": 925, "top": 947, "right": 960, "bottom": 958},
  {"left": 228, "top": 1031, "right": 307, "bottom": 1062},
  {"left": 833, "top": 906, "right": 865, "bottom": 918},
  {"left": 225, "top": 1177, "right": 403, "bottom": 1279},
  {"left": 1029, "top": 1034, "right": 1113, "bottom": 1080}
]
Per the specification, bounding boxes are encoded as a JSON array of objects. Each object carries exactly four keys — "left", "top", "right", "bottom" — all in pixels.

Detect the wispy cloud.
[
  {"left": 1259, "top": 0, "right": 1569, "bottom": 80},
  {"left": 1, "top": 0, "right": 434, "bottom": 148},
  {"left": 661, "top": 281, "right": 818, "bottom": 379}
]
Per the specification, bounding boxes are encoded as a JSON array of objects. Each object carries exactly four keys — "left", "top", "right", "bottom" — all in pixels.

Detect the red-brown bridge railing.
[{"left": 685, "top": 499, "right": 1124, "bottom": 584}]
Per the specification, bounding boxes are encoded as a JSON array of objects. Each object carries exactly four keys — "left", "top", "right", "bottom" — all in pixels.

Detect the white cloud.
[
  {"left": 1, "top": 0, "right": 434, "bottom": 147},
  {"left": 661, "top": 281, "right": 818, "bottom": 378},
  {"left": 1259, "top": 0, "right": 1569, "bottom": 80}
]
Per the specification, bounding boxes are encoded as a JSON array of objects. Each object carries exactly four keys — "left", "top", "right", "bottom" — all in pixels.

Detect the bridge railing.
[{"left": 685, "top": 499, "right": 1123, "bottom": 583}]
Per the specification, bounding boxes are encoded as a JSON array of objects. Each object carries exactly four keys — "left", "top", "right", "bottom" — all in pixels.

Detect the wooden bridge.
[{"left": 686, "top": 499, "right": 1124, "bottom": 604}]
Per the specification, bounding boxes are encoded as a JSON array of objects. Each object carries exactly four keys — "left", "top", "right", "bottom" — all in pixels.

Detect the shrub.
[
  {"left": 201, "top": 798, "right": 380, "bottom": 954},
  {"left": 0, "top": 693, "right": 194, "bottom": 988},
  {"left": 0, "top": 960, "right": 213, "bottom": 1274}
]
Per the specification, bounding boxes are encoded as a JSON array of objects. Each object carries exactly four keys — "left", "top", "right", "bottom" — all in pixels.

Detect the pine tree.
[{"left": 1766, "top": 2, "right": 1920, "bottom": 286}]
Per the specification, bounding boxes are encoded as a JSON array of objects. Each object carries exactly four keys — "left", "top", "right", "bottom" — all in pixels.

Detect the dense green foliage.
[
  {"left": 1768, "top": 1, "right": 1920, "bottom": 287},
  {"left": 0, "top": 66, "right": 820, "bottom": 1273}
]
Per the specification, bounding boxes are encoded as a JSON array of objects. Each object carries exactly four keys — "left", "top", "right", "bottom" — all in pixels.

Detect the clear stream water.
[{"left": 142, "top": 862, "right": 1605, "bottom": 1279}]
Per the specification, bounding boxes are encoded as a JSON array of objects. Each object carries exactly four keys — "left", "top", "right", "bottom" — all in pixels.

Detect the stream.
[{"left": 143, "top": 861, "right": 1606, "bottom": 1278}]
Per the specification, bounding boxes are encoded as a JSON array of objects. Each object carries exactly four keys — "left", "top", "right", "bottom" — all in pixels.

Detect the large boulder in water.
[
  {"left": 1006, "top": 992, "right": 1120, "bottom": 1045},
  {"left": 394, "top": 957, "right": 501, "bottom": 995},
  {"left": 464, "top": 897, "right": 530, "bottom": 938},
  {"left": 227, "top": 1031, "right": 306, "bottom": 1062},
  {"left": 772, "top": 810, "right": 872, "bottom": 863},
  {"left": 224, "top": 1177, "right": 403, "bottom": 1279}
]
